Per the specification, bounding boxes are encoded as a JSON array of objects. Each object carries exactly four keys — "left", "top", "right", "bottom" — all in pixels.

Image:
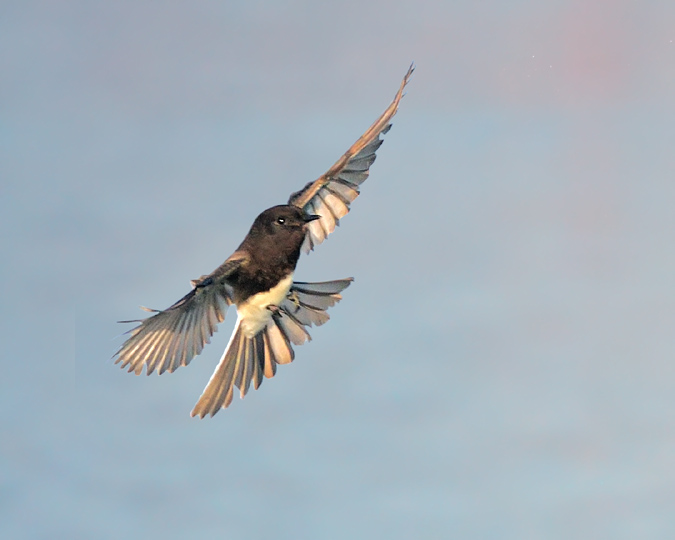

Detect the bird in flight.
[{"left": 115, "top": 64, "right": 414, "bottom": 418}]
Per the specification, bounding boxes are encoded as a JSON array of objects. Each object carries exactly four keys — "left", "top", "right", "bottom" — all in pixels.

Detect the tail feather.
[
  {"left": 190, "top": 322, "right": 241, "bottom": 417},
  {"left": 275, "top": 309, "right": 312, "bottom": 345},
  {"left": 251, "top": 332, "right": 265, "bottom": 391},
  {"left": 266, "top": 320, "right": 294, "bottom": 365},
  {"left": 190, "top": 277, "right": 353, "bottom": 418}
]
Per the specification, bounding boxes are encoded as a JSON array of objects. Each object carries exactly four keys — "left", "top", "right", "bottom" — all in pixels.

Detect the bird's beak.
[{"left": 303, "top": 214, "right": 321, "bottom": 223}]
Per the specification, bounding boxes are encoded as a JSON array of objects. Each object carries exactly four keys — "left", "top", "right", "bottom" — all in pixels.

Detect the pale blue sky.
[{"left": 2, "top": 1, "right": 675, "bottom": 538}]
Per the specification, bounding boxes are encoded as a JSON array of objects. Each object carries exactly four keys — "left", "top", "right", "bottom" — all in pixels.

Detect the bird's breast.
[{"left": 237, "top": 273, "right": 294, "bottom": 338}]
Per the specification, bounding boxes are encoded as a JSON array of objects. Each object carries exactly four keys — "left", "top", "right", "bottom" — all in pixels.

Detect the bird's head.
[{"left": 251, "top": 205, "right": 320, "bottom": 234}]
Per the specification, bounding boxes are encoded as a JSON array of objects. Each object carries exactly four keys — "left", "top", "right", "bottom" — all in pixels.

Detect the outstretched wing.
[
  {"left": 114, "top": 255, "right": 247, "bottom": 375},
  {"left": 288, "top": 64, "right": 414, "bottom": 252}
]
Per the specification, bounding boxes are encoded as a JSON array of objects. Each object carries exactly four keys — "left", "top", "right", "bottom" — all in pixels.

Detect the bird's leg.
[
  {"left": 266, "top": 304, "right": 282, "bottom": 315},
  {"left": 286, "top": 290, "right": 301, "bottom": 313}
]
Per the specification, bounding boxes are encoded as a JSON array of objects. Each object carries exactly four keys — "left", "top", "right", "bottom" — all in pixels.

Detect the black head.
[
  {"left": 250, "top": 205, "right": 319, "bottom": 234},
  {"left": 239, "top": 205, "right": 320, "bottom": 265}
]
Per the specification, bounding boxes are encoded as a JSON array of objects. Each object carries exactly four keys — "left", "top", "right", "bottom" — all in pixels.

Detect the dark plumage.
[{"left": 227, "top": 206, "right": 315, "bottom": 303}]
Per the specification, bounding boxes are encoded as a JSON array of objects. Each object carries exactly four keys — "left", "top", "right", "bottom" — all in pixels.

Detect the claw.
[{"left": 286, "top": 290, "right": 301, "bottom": 313}]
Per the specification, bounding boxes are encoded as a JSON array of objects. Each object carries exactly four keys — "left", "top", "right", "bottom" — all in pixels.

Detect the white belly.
[{"left": 237, "top": 273, "right": 294, "bottom": 338}]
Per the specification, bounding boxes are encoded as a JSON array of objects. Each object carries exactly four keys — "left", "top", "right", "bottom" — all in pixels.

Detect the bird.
[{"left": 114, "top": 64, "right": 414, "bottom": 418}]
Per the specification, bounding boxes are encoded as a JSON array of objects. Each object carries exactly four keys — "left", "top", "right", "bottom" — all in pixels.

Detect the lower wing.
[{"left": 114, "top": 256, "right": 245, "bottom": 375}]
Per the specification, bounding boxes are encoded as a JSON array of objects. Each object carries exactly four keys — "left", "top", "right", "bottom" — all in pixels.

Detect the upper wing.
[
  {"left": 113, "top": 255, "right": 246, "bottom": 375},
  {"left": 288, "top": 64, "right": 414, "bottom": 252}
]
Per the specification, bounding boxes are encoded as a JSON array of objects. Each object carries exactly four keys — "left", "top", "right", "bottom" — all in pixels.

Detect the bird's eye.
[{"left": 276, "top": 217, "right": 286, "bottom": 225}]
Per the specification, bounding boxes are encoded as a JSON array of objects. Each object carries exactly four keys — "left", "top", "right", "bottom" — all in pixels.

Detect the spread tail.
[{"left": 190, "top": 278, "right": 352, "bottom": 418}]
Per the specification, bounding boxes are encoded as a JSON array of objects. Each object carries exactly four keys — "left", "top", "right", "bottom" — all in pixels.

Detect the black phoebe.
[{"left": 115, "top": 64, "right": 413, "bottom": 417}]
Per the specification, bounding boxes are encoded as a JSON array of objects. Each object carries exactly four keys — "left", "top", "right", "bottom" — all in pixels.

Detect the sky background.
[{"left": 2, "top": 1, "right": 675, "bottom": 538}]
